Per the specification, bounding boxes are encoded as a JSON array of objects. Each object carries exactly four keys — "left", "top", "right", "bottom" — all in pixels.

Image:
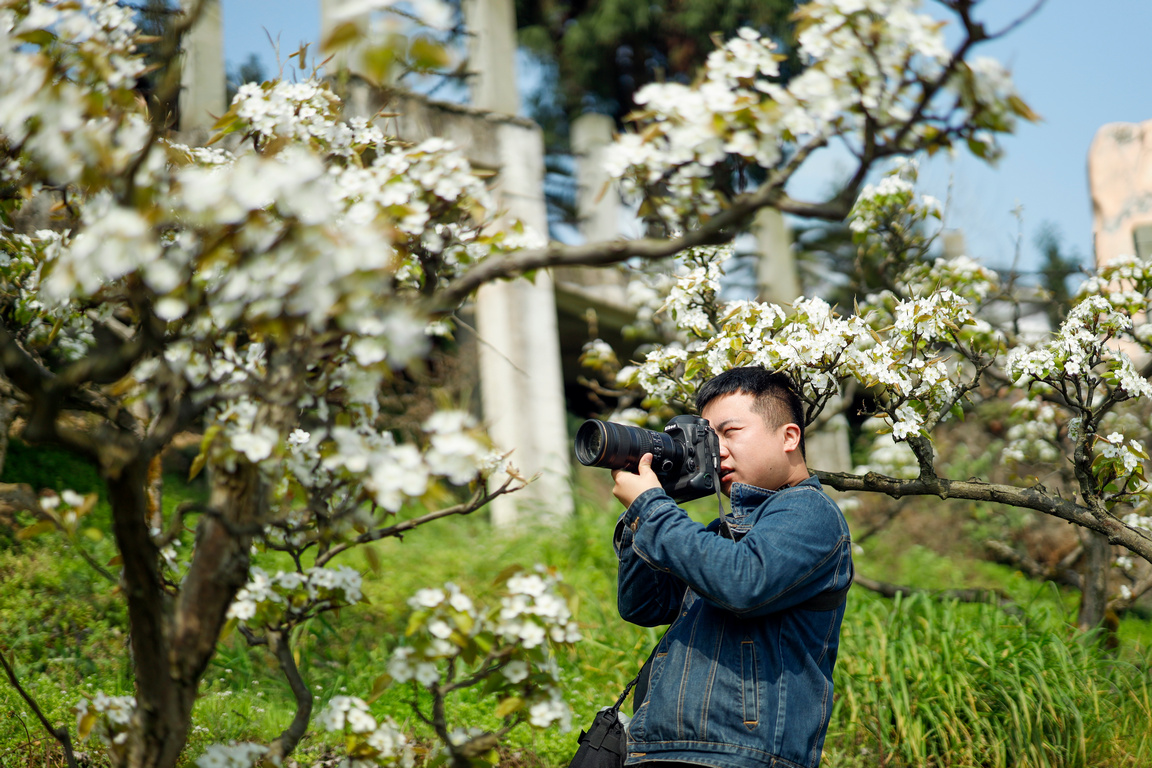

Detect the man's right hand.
[{"left": 611, "top": 453, "right": 661, "bottom": 509}]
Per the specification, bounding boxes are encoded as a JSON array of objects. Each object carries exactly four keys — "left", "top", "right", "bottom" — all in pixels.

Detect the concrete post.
[
  {"left": 462, "top": 0, "right": 519, "bottom": 115},
  {"left": 178, "top": 0, "right": 225, "bottom": 133},
  {"left": 465, "top": 0, "right": 574, "bottom": 524},
  {"left": 572, "top": 113, "right": 618, "bottom": 243},
  {"left": 754, "top": 208, "right": 801, "bottom": 305},
  {"left": 567, "top": 112, "right": 629, "bottom": 304},
  {"left": 752, "top": 208, "right": 852, "bottom": 474}
]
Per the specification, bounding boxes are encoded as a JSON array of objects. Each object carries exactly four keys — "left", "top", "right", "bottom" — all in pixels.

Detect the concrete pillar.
[
  {"left": 476, "top": 121, "right": 574, "bottom": 524},
  {"left": 463, "top": 0, "right": 519, "bottom": 114},
  {"left": 465, "top": 0, "right": 573, "bottom": 524},
  {"left": 572, "top": 113, "right": 618, "bottom": 243},
  {"left": 178, "top": 0, "right": 225, "bottom": 133},
  {"left": 942, "top": 229, "right": 967, "bottom": 260},
  {"left": 754, "top": 208, "right": 801, "bottom": 305},
  {"left": 1088, "top": 120, "right": 1152, "bottom": 267},
  {"left": 567, "top": 112, "right": 630, "bottom": 305},
  {"left": 319, "top": 0, "right": 370, "bottom": 79},
  {"left": 749, "top": 208, "right": 852, "bottom": 474}
]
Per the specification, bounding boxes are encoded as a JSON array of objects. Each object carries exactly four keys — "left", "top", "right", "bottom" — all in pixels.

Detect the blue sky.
[{"left": 220, "top": 0, "right": 1152, "bottom": 273}]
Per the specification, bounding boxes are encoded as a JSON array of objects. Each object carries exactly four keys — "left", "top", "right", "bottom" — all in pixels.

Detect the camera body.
[{"left": 574, "top": 414, "right": 720, "bottom": 502}]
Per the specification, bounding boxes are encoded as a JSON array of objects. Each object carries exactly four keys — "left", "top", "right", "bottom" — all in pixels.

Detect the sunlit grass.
[{"left": 2, "top": 458, "right": 1151, "bottom": 766}]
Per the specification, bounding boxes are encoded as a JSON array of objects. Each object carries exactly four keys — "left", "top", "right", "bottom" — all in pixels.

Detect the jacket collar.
[{"left": 727, "top": 474, "right": 820, "bottom": 514}]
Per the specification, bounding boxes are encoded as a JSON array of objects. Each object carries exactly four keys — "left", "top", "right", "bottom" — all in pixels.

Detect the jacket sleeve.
[
  {"left": 615, "top": 489, "right": 687, "bottom": 627},
  {"left": 623, "top": 485, "right": 852, "bottom": 618}
]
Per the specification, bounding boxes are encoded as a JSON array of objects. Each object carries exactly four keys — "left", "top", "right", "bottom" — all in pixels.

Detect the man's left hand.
[{"left": 612, "top": 453, "right": 662, "bottom": 509}]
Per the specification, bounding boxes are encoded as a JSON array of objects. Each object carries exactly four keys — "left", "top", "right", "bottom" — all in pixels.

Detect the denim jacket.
[{"left": 614, "top": 475, "right": 853, "bottom": 768}]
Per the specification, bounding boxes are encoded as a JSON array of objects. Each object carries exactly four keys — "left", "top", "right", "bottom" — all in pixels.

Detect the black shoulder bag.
[{"left": 566, "top": 675, "right": 637, "bottom": 768}]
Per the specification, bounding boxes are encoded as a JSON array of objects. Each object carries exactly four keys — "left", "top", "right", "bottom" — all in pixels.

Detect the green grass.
[
  {"left": 1, "top": 461, "right": 1151, "bottom": 767},
  {"left": 825, "top": 589, "right": 1152, "bottom": 767}
]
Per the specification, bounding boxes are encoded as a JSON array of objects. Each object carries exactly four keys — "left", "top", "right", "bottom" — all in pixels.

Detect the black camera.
[{"left": 573, "top": 415, "right": 720, "bottom": 502}]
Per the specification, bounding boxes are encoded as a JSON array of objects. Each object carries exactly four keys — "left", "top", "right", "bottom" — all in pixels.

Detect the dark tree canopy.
[{"left": 516, "top": 0, "right": 801, "bottom": 128}]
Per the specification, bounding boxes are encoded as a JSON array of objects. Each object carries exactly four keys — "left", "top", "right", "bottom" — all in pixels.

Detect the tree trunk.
[
  {"left": 107, "top": 452, "right": 264, "bottom": 768},
  {"left": 0, "top": 388, "right": 17, "bottom": 476},
  {"left": 106, "top": 456, "right": 182, "bottom": 768},
  {"left": 1077, "top": 529, "right": 1111, "bottom": 632}
]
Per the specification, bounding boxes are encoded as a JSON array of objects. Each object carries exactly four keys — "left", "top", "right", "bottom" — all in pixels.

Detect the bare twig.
[
  {"left": 0, "top": 650, "right": 80, "bottom": 768},
  {"left": 267, "top": 629, "right": 312, "bottom": 763},
  {"left": 314, "top": 477, "right": 524, "bottom": 567},
  {"left": 853, "top": 572, "right": 1021, "bottom": 616},
  {"left": 854, "top": 498, "right": 911, "bottom": 545},
  {"left": 983, "top": 540, "right": 1083, "bottom": 590}
]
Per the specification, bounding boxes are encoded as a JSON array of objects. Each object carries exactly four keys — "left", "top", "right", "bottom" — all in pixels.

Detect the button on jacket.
[{"left": 614, "top": 475, "right": 853, "bottom": 768}]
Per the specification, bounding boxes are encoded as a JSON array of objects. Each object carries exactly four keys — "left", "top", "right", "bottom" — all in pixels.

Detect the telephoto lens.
[
  {"left": 574, "top": 416, "right": 718, "bottom": 502},
  {"left": 573, "top": 420, "right": 679, "bottom": 475}
]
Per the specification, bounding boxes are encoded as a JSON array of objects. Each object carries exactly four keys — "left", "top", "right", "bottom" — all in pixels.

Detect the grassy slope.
[{"left": 1, "top": 456, "right": 1151, "bottom": 767}]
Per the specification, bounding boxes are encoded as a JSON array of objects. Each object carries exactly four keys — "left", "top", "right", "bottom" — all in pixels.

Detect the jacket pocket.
[{"left": 741, "top": 639, "right": 759, "bottom": 728}]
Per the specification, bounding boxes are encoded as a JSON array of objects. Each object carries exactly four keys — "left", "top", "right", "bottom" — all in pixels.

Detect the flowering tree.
[
  {"left": 590, "top": 163, "right": 1152, "bottom": 630},
  {"left": 0, "top": 0, "right": 1092, "bottom": 766}
]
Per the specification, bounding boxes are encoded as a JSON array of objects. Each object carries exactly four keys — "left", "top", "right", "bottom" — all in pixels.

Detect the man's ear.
[{"left": 781, "top": 423, "right": 802, "bottom": 453}]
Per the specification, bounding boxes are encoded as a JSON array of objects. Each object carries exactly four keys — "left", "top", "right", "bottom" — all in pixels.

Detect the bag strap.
[{"left": 793, "top": 578, "right": 852, "bottom": 611}]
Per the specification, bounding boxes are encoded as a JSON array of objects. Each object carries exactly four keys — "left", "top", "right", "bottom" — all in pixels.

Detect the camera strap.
[{"left": 710, "top": 459, "right": 734, "bottom": 540}]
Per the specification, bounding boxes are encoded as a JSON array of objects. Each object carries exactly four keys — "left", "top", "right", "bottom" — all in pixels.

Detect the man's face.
[{"left": 701, "top": 391, "right": 797, "bottom": 495}]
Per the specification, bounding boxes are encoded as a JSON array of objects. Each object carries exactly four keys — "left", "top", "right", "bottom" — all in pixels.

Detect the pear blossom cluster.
[
  {"left": 497, "top": 569, "right": 582, "bottom": 648},
  {"left": 225, "top": 565, "right": 364, "bottom": 626},
  {"left": 314, "top": 409, "right": 493, "bottom": 512},
  {"left": 1002, "top": 397, "right": 1063, "bottom": 469},
  {"left": 231, "top": 81, "right": 383, "bottom": 155},
  {"left": 384, "top": 570, "right": 578, "bottom": 732},
  {"left": 853, "top": 419, "right": 918, "bottom": 480},
  {"left": 1006, "top": 295, "right": 1150, "bottom": 398},
  {"left": 659, "top": 246, "right": 729, "bottom": 334},
  {"left": 1, "top": 0, "right": 147, "bottom": 186},
  {"left": 1074, "top": 254, "right": 1152, "bottom": 347},
  {"left": 579, "top": 338, "right": 619, "bottom": 373},
  {"left": 318, "top": 697, "right": 414, "bottom": 768},
  {"left": 848, "top": 162, "right": 934, "bottom": 237},
  {"left": 1095, "top": 432, "right": 1148, "bottom": 489},
  {"left": 633, "top": 273, "right": 977, "bottom": 441},
  {"left": 194, "top": 742, "right": 269, "bottom": 768},
  {"left": 75, "top": 691, "right": 135, "bottom": 755},
  {"left": 605, "top": 0, "right": 1030, "bottom": 230}
]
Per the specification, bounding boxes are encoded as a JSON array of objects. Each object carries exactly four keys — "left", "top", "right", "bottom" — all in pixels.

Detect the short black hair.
[{"left": 696, "top": 367, "right": 806, "bottom": 459}]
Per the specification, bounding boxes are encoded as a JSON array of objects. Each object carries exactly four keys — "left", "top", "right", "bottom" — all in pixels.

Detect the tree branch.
[
  {"left": 854, "top": 572, "right": 1022, "bottom": 616},
  {"left": 816, "top": 468, "right": 1152, "bottom": 563},
  {"left": 432, "top": 173, "right": 857, "bottom": 311},
  {"left": 983, "top": 539, "right": 1082, "bottom": 590},
  {"left": 267, "top": 629, "right": 312, "bottom": 763},
  {"left": 314, "top": 477, "right": 523, "bottom": 568},
  {"left": 0, "top": 650, "right": 80, "bottom": 768}
]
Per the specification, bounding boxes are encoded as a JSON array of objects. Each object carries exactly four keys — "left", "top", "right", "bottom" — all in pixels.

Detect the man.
[{"left": 611, "top": 366, "right": 853, "bottom": 768}]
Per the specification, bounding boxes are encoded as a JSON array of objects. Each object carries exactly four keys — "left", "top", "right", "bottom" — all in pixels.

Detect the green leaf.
[
  {"left": 77, "top": 712, "right": 98, "bottom": 741},
  {"left": 321, "top": 20, "right": 366, "bottom": 52},
  {"left": 17, "top": 520, "right": 56, "bottom": 540},
  {"left": 367, "top": 672, "right": 392, "bottom": 703},
  {"left": 472, "top": 631, "right": 495, "bottom": 655},
  {"left": 494, "top": 696, "right": 523, "bottom": 718},
  {"left": 409, "top": 37, "right": 451, "bottom": 70},
  {"left": 17, "top": 29, "right": 55, "bottom": 47},
  {"left": 406, "top": 609, "right": 429, "bottom": 636}
]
